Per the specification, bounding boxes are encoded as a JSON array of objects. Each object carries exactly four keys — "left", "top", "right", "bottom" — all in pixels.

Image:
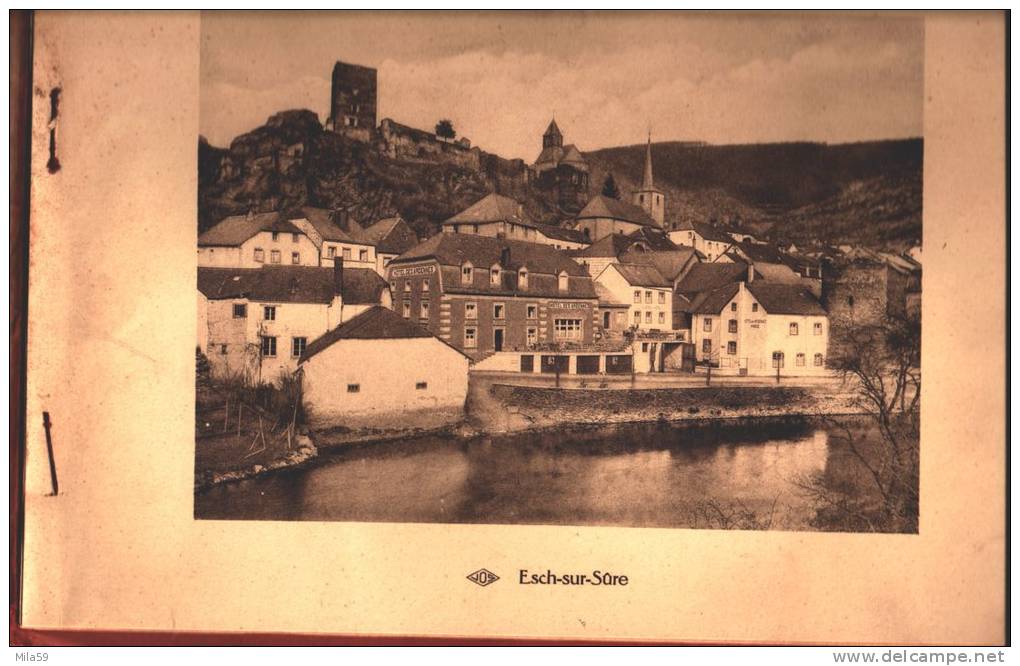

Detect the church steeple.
[
  {"left": 632, "top": 131, "right": 665, "bottom": 227},
  {"left": 641, "top": 132, "right": 655, "bottom": 191},
  {"left": 543, "top": 119, "right": 563, "bottom": 149}
]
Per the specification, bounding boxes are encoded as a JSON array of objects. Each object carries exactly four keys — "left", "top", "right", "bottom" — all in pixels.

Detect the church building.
[{"left": 530, "top": 119, "right": 591, "bottom": 212}]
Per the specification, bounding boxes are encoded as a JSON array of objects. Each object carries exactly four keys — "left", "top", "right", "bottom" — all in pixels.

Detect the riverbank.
[{"left": 196, "top": 375, "right": 863, "bottom": 489}]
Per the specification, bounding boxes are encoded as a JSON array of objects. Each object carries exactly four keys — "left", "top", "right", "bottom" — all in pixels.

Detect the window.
[
  {"left": 260, "top": 336, "right": 277, "bottom": 358},
  {"left": 389, "top": 281, "right": 396, "bottom": 293},
  {"left": 558, "top": 272, "right": 569, "bottom": 291},
  {"left": 422, "top": 279, "right": 430, "bottom": 292},
  {"left": 263, "top": 305, "right": 276, "bottom": 321},
  {"left": 772, "top": 351, "right": 784, "bottom": 368},
  {"left": 465, "top": 302, "right": 477, "bottom": 319},
  {"left": 232, "top": 303, "right": 247, "bottom": 318},
  {"left": 420, "top": 301, "right": 429, "bottom": 320},
  {"left": 796, "top": 353, "right": 806, "bottom": 366},
  {"left": 271, "top": 232, "right": 279, "bottom": 242},
  {"left": 462, "top": 263, "right": 473, "bottom": 284},
  {"left": 327, "top": 246, "right": 336, "bottom": 259},
  {"left": 359, "top": 249, "right": 368, "bottom": 262},
  {"left": 254, "top": 248, "right": 265, "bottom": 263},
  {"left": 464, "top": 326, "right": 477, "bottom": 348},
  {"left": 415, "top": 382, "right": 428, "bottom": 390},
  {"left": 848, "top": 295, "right": 855, "bottom": 307},
  {"left": 219, "top": 344, "right": 228, "bottom": 355},
  {"left": 404, "top": 281, "right": 411, "bottom": 293},
  {"left": 702, "top": 339, "right": 712, "bottom": 353},
  {"left": 752, "top": 303, "right": 759, "bottom": 312},
  {"left": 658, "top": 312, "right": 665, "bottom": 324},
  {"left": 633, "top": 310, "right": 641, "bottom": 323},
  {"left": 814, "top": 353, "right": 824, "bottom": 367},
  {"left": 347, "top": 384, "right": 360, "bottom": 393},
  {"left": 490, "top": 266, "right": 501, "bottom": 286},
  {"left": 342, "top": 248, "right": 352, "bottom": 260},
  {"left": 527, "top": 327, "right": 538, "bottom": 345},
  {"left": 526, "top": 304, "right": 537, "bottom": 319},
  {"left": 291, "top": 252, "right": 300, "bottom": 264},
  {"left": 728, "top": 319, "right": 737, "bottom": 333},
  {"left": 292, "top": 337, "right": 307, "bottom": 358},
  {"left": 659, "top": 292, "right": 666, "bottom": 304},
  {"left": 402, "top": 301, "right": 411, "bottom": 318},
  {"left": 641, "top": 343, "right": 649, "bottom": 352},
  {"left": 730, "top": 302, "right": 737, "bottom": 312},
  {"left": 645, "top": 311, "right": 652, "bottom": 324},
  {"left": 554, "top": 318, "right": 583, "bottom": 340},
  {"left": 814, "top": 322, "right": 823, "bottom": 336},
  {"left": 292, "top": 233, "right": 299, "bottom": 243},
  {"left": 703, "top": 318, "right": 713, "bottom": 332},
  {"left": 493, "top": 303, "right": 505, "bottom": 319},
  {"left": 789, "top": 323, "right": 799, "bottom": 336},
  {"left": 270, "top": 250, "right": 281, "bottom": 264},
  {"left": 727, "top": 341, "right": 737, "bottom": 355},
  {"left": 645, "top": 291, "right": 652, "bottom": 304},
  {"left": 633, "top": 290, "right": 641, "bottom": 304},
  {"left": 518, "top": 269, "right": 528, "bottom": 289}
]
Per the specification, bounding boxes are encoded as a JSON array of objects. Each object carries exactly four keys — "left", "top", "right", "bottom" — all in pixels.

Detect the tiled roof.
[
  {"left": 529, "top": 222, "right": 589, "bottom": 244},
  {"left": 444, "top": 193, "right": 525, "bottom": 225},
  {"left": 619, "top": 247, "right": 699, "bottom": 282},
  {"left": 576, "top": 195, "right": 658, "bottom": 228},
  {"left": 675, "top": 262, "right": 753, "bottom": 295},
  {"left": 300, "top": 307, "right": 439, "bottom": 363},
  {"left": 692, "top": 222, "right": 734, "bottom": 243},
  {"left": 746, "top": 282, "right": 827, "bottom": 316},
  {"left": 197, "top": 266, "right": 387, "bottom": 305},
  {"left": 624, "top": 227, "right": 680, "bottom": 251},
  {"left": 610, "top": 263, "right": 671, "bottom": 288},
  {"left": 559, "top": 144, "right": 589, "bottom": 171},
  {"left": 198, "top": 212, "right": 302, "bottom": 247},
  {"left": 297, "top": 207, "right": 358, "bottom": 243},
  {"left": 573, "top": 233, "right": 632, "bottom": 258},
  {"left": 688, "top": 283, "right": 741, "bottom": 315},
  {"left": 357, "top": 216, "right": 418, "bottom": 254}
]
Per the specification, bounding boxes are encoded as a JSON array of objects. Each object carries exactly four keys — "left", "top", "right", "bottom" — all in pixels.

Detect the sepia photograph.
[{"left": 193, "top": 12, "right": 923, "bottom": 533}]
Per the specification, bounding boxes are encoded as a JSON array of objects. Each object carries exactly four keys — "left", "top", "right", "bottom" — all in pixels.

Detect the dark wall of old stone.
[{"left": 330, "top": 61, "right": 377, "bottom": 133}]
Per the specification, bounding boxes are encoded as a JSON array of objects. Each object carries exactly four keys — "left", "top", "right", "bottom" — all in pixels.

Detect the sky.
[{"left": 200, "top": 11, "right": 924, "bottom": 161}]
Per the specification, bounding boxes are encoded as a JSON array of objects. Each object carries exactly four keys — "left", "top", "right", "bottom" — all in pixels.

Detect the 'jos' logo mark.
[{"left": 466, "top": 568, "right": 500, "bottom": 587}]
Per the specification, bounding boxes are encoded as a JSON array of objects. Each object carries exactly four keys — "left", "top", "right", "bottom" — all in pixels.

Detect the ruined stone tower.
[{"left": 328, "top": 61, "right": 377, "bottom": 137}]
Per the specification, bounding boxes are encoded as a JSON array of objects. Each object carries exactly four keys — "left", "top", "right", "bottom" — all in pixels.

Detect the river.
[{"left": 195, "top": 416, "right": 891, "bottom": 531}]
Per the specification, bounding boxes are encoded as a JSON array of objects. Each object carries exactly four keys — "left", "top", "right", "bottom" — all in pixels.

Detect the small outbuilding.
[{"left": 298, "top": 306, "right": 471, "bottom": 427}]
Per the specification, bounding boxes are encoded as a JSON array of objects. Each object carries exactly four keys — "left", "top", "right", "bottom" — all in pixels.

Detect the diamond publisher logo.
[{"left": 466, "top": 568, "right": 499, "bottom": 587}]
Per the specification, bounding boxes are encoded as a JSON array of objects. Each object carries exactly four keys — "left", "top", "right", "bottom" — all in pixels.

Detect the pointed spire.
[{"left": 641, "top": 131, "right": 655, "bottom": 191}]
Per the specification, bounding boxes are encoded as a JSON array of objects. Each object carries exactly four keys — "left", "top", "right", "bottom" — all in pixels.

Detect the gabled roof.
[
  {"left": 544, "top": 119, "right": 562, "bottom": 138},
  {"left": 624, "top": 227, "right": 679, "bottom": 251},
  {"left": 529, "top": 221, "right": 589, "bottom": 244},
  {"left": 559, "top": 144, "right": 589, "bottom": 171},
  {"left": 198, "top": 212, "right": 302, "bottom": 247},
  {"left": 443, "top": 193, "right": 526, "bottom": 225},
  {"left": 300, "top": 306, "right": 453, "bottom": 364},
  {"left": 573, "top": 233, "right": 633, "bottom": 258},
  {"left": 392, "top": 233, "right": 588, "bottom": 277},
  {"left": 296, "top": 206, "right": 358, "bottom": 243},
  {"left": 576, "top": 195, "right": 658, "bottom": 228},
  {"left": 692, "top": 222, "right": 734, "bottom": 243},
  {"left": 357, "top": 216, "right": 418, "bottom": 254},
  {"left": 732, "top": 240, "right": 788, "bottom": 264},
  {"left": 676, "top": 262, "right": 753, "bottom": 295},
  {"left": 688, "top": 283, "right": 741, "bottom": 315},
  {"left": 747, "top": 282, "right": 827, "bottom": 316},
  {"left": 197, "top": 266, "right": 387, "bottom": 305},
  {"left": 619, "top": 247, "right": 700, "bottom": 282},
  {"left": 606, "top": 263, "right": 671, "bottom": 288}
]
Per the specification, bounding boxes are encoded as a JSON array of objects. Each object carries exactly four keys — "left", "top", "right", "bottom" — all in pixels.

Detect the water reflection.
[{"left": 196, "top": 417, "right": 873, "bottom": 530}]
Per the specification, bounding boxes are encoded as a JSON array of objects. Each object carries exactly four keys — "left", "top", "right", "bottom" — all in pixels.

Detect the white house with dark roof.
[
  {"left": 198, "top": 211, "right": 321, "bottom": 268},
  {"left": 289, "top": 207, "right": 378, "bottom": 272},
  {"left": 197, "top": 259, "right": 391, "bottom": 384},
  {"left": 573, "top": 195, "right": 662, "bottom": 242},
  {"left": 594, "top": 263, "right": 674, "bottom": 332},
  {"left": 442, "top": 193, "right": 590, "bottom": 250},
  {"left": 355, "top": 215, "right": 419, "bottom": 274},
  {"left": 298, "top": 306, "right": 471, "bottom": 427},
  {"left": 667, "top": 219, "right": 735, "bottom": 261},
  {"left": 688, "top": 276, "right": 829, "bottom": 377}
]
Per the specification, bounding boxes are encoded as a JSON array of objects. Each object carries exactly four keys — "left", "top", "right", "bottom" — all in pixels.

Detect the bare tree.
[{"left": 798, "top": 314, "right": 920, "bottom": 532}]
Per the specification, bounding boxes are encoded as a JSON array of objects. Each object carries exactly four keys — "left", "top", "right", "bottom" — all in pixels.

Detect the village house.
[
  {"left": 288, "top": 207, "right": 378, "bottom": 272},
  {"left": 674, "top": 261, "right": 760, "bottom": 332},
  {"left": 298, "top": 306, "right": 471, "bottom": 427},
  {"left": 354, "top": 215, "right": 419, "bottom": 274},
  {"left": 441, "top": 193, "right": 590, "bottom": 250},
  {"left": 573, "top": 195, "right": 662, "bottom": 242},
  {"left": 718, "top": 239, "right": 823, "bottom": 296},
  {"left": 196, "top": 260, "right": 391, "bottom": 384},
  {"left": 667, "top": 219, "right": 734, "bottom": 261},
  {"left": 198, "top": 211, "right": 322, "bottom": 269},
  {"left": 594, "top": 263, "right": 674, "bottom": 332},
  {"left": 385, "top": 233, "right": 599, "bottom": 360},
  {"left": 688, "top": 272, "right": 829, "bottom": 377}
]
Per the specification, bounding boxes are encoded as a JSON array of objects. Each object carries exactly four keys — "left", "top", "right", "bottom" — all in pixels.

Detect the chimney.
[
  {"left": 333, "top": 256, "right": 344, "bottom": 300},
  {"left": 747, "top": 263, "right": 754, "bottom": 283}
]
